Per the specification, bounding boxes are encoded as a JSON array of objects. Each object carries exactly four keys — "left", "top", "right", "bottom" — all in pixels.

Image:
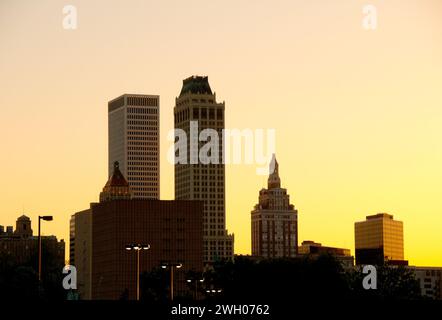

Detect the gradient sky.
[{"left": 1, "top": 0, "right": 441, "bottom": 266}]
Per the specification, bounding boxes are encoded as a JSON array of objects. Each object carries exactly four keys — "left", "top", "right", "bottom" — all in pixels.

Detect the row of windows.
[
  {"left": 204, "top": 240, "right": 232, "bottom": 246},
  {"left": 205, "top": 223, "right": 225, "bottom": 230},
  {"left": 128, "top": 176, "right": 158, "bottom": 180},
  {"left": 129, "top": 126, "right": 157, "bottom": 130},
  {"left": 128, "top": 120, "right": 158, "bottom": 125},
  {"left": 128, "top": 166, "right": 158, "bottom": 171},
  {"left": 130, "top": 182, "right": 158, "bottom": 186},
  {"left": 132, "top": 187, "right": 157, "bottom": 191},
  {"left": 128, "top": 148, "right": 158, "bottom": 153},
  {"left": 176, "top": 174, "right": 224, "bottom": 182},
  {"left": 176, "top": 98, "right": 215, "bottom": 107},
  {"left": 128, "top": 161, "right": 158, "bottom": 165},
  {"left": 175, "top": 108, "right": 223, "bottom": 123},
  {"left": 126, "top": 97, "right": 158, "bottom": 107},
  {"left": 201, "top": 206, "right": 224, "bottom": 212},
  {"left": 194, "top": 188, "right": 224, "bottom": 193},
  {"left": 128, "top": 130, "right": 158, "bottom": 135},
  {"left": 128, "top": 136, "right": 158, "bottom": 141},
  {"left": 194, "top": 182, "right": 223, "bottom": 186},
  {"left": 205, "top": 231, "right": 228, "bottom": 236},
  {"left": 133, "top": 192, "right": 158, "bottom": 197},
  {"left": 127, "top": 106, "right": 158, "bottom": 114},
  {"left": 129, "top": 141, "right": 158, "bottom": 146},
  {"left": 206, "top": 218, "right": 225, "bottom": 223},
  {"left": 128, "top": 114, "right": 158, "bottom": 121}
]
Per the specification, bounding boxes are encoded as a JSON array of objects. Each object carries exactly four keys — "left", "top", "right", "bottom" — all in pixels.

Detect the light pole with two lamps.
[
  {"left": 125, "top": 243, "right": 150, "bottom": 301},
  {"left": 186, "top": 276, "right": 204, "bottom": 300},
  {"left": 38, "top": 215, "right": 53, "bottom": 283},
  {"left": 161, "top": 262, "right": 183, "bottom": 301}
]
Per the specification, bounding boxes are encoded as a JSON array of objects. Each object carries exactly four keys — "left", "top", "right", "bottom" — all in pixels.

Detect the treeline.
[
  {"left": 138, "top": 255, "right": 423, "bottom": 303},
  {"left": 0, "top": 240, "right": 65, "bottom": 301}
]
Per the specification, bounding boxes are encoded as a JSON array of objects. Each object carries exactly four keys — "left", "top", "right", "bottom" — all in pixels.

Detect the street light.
[
  {"left": 205, "top": 286, "right": 223, "bottom": 299},
  {"left": 126, "top": 243, "right": 150, "bottom": 301},
  {"left": 38, "top": 215, "right": 53, "bottom": 282},
  {"left": 186, "top": 276, "right": 204, "bottom": 300},
  {"left": 161, "top": 262, "right": 183, "bottom": 301}
]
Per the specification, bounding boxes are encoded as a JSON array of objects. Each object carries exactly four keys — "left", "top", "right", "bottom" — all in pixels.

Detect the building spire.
[{"left": 267, "top": 154, "right": 281, "bottom": 189}]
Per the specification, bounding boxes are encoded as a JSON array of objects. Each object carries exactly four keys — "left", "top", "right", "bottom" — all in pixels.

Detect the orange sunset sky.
[{"left": 1, "top": 0, "right": 441, "bottom": 266}]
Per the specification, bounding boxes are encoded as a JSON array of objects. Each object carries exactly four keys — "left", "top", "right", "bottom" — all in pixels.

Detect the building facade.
[
  {"left": 298, "top": 240, "right": 354, "bottom": 269},
  {"left": 69, "top": 209, "right": 92, "bottom": 300},
  {"left": 0, "top": 215, "right": 65, "bottom": 267},
  {"left": 251, "top": 155, "right": 298, "bottom": 258},
  {"left": 354, "top": 213, "right": 406, "bottom": 265},
  {"left": 174, "top": 76, "right": 233, "bottom": 263},
  {"left": 409, "top": 266, "right": 442, "bottom": 300},
  {"left": 108, "top": 93, "right": 160, "bottom": 199},
  {"left": 71, "top": 162, "right": 204, "bottom": 300}
]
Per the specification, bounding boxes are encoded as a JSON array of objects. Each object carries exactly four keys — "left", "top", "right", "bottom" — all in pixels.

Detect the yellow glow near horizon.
[{"left": 1, "top": 0, "right": 441, "bottom": 266}]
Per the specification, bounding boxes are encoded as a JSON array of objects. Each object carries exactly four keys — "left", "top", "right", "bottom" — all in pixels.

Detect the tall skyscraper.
[
  {"left": 174, "top": 75, "right": 234, "bottom": 263},
  {"left": 354, "top": 213, "right": 406, "bottom": 265},
  {"left": 108, "top": 94, "right": 160, "bottom": 199},
  {"left": 251, "top": 155, "right": 298, "bottom": 258}
]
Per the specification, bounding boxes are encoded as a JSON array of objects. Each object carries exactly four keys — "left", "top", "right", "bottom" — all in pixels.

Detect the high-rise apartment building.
[
  {"left": 354, "top": 213, "right": 406, "bottom": 265},
  {"left": 251, "top": 155, "right": 298, "bottom": 258},
  {"left": 174, "top": 76, "right": 234, "bottom": 263},
  {"left": 108, "top": 94, "right": 160, "bottom": 199}
]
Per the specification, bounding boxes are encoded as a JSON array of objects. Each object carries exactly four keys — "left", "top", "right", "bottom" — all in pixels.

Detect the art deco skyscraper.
[
  {"left": 174, "top": 76, "right": 234, "bottom": 263},
  {"left": 251, "top": 155, "right": 298, "bottom": 258},
  {"left": 108, "top": 94, "right": 160, "bottom": 199}
]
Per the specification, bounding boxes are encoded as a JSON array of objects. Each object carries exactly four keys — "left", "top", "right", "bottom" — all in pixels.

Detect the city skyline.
[{"left": 1, "top": 0, "right": 442, "bottom": 267}]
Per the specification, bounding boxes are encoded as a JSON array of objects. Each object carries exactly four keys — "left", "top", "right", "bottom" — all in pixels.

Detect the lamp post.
[
  {"left": 161, "top": 262, "right": 183, "bottom": 301},
  {"left": 186, "top": 276, "right": 204, "bottom": 300},
  {"left": 126, "top": 243, "right": 150, "bottom": 301},
  {"left": 38, "top": 215, "right": 53, "bottom": 282}
]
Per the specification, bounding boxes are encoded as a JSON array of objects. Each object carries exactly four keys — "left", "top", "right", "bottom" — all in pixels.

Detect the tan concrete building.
[
  {"left": 354, "top": 213, "right": 405, "bottom": 265},
  {"left": 69, "top": 209, "right": 92, "bottom": 300},
  {"left": 108, "top": 94, "right": 160, "bottom": 199},
  {"left": 409, "top": 266, "right": 442, "bottom": 300},
  {"left": 251, "top": 155, "right": 298, "bottom": 258},
  {"left": 174, "top": 76, "right": 234, "bottom": 263}
]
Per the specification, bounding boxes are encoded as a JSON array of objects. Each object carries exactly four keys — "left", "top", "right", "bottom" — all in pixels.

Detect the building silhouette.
[
  {"left": 298, "top": 240, "right": 354, "bottom": 269},
  {"left": 108, "top": 94, "right": 160, "bottom": 199},
  {"left": 408, "top": 266, "right": 442, "bottom": 300},
  {"left": 174, "top": 75, "right": 234, "bottom": 263},
  {"left": 251, "top": 155, "right": 298, "bottom": 258},
  {"left": 70, "top": 162, "right": 204, "bottom": 300},
  {"left": 0, "top": 215, "right": 65, "bottom": 266},
  {"left": 69, "top": 209, "right": 92, "bottom": 299},
  {"left": 354, "top": 213, "right": 407, "bottom": 265}
]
